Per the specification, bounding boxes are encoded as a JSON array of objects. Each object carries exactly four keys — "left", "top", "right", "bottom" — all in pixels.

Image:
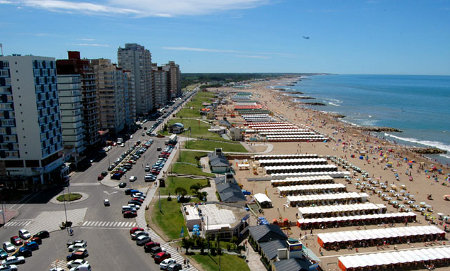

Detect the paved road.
[{"left": 0, "top": 93, "right": 196, "bottom": 271}]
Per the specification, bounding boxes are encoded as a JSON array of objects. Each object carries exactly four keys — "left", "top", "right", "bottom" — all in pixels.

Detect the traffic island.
[{"left": 56, "top": 193, "right": 82, "bottom": 202}]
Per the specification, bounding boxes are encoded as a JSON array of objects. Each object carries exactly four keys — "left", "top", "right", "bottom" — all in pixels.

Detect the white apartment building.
[
  {"left": 117, "top": 43, "right": 154, "bottom": 115},
  {"left": 152, "top": 64, "right": 168, "bottom": 109},
  {"left": 91, "top": 58, "right": 130, "bottom": 135},
  {"left": 57, "top": 74, "right": 85, "bottom": 164},
  {"left": 0, "top": 55, "right": 64, "bottom": 185}
]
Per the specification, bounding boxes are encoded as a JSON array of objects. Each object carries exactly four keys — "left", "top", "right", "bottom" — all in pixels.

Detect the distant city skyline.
[{"left": 1, "top": 0, "right": 449, "bottom": 75}]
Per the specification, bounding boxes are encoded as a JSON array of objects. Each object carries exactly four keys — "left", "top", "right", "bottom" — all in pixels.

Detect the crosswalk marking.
[
  {"left": 4, "top": 220, "right": 32, "bottom": 227},
  {"left": 80, "top": 221, "right": 136, "bottom": 228}
]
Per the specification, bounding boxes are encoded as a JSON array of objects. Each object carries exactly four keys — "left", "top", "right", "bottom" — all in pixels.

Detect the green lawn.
[
  {"left": 151, "top": 198, "right": 186, "bottom": 240},
  {"left": 178, "top": 151, "right": 208, "bottom": 164},
  {"left": 176, "top": 91, "right": 216, "bottom": 119},
  {"left": 56, "top": 193, "right": 82, "bottom": 202},
  {"left": 172, "top": 163, "right": 215, "bottom": 177},
  {"left": 191, "top": 254, "right": 250, "bottom": 271},
  {"left": 165, "top": 118, "right": 224, "bottom": 140},
  {"left": 186, "top": 140, "right": 248, "bottom": 152},
  {"left": 150, "top": 197, "right": 201, "bottom": 240},
  {"left": 160, "top": 177, "right": 209, "bottom": 195}
]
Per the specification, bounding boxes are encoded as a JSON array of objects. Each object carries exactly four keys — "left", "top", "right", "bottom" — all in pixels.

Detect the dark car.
[
  {"left": 144, "top": 242, "right": 160, "bottom": 252},
  {"left": 111, "top": 173, "right": 122, "bottom": 180},
  {"left": 119, "top": 182, "right": 127, "bottom": 188},
  {"left": 149, "top": 246, "right": 163, "bottom": 256},
  {"left": 24, "top": 241, "right": 39, "bottom": 251},
  {"left": 154, "top": 252, "right": 171, "bottom": 264},
  {"left": 10, "top": 236, "right": 23, "bottom": 246},
  {"left": 125, "top": 189, "right": 139, "bottom": 195},
  {"left": 123, "top": 211, "right": 137, "bottom": 218},
  {"left": 101, "top": 171, "right": 108, "bottom": 177},
  {"left": 30, "top": 237, "right": 41, "bottom": 245},
  {"left": 97, "top": 175, "right": 104, "bottom": 181},
  {"left": 108, "top": 165, "right": 115, "bottom": 171},
  {"left": 15, "top": 247, "right": 32, "bottom": 257},
  {"left": 66, "top": 248, "right": 89, "bottom": 260},
  {"left": 128, "top": 200, "right": 142, "bottom": 206},
  {"left": 167, "top": 263, "right": 182, "bottom": 271},
  {"left": 34, "top": 231, "right": 49, "bottom": 239},
  {"left": 0, "top": 249, "right": 8, "bottom": 259}
]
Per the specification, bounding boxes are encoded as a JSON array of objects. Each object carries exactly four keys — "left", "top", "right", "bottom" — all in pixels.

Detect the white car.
[
  {"left": 18, "top": 229, "right": 31, "bottom": 240},
  {"left": 120, "top": 143, "right": 125, "bottom": 147},
  {"left": 131, "top": 231, "right": 148, "bottom": 240},
  {"left": 127, "top": 203, "right": 140, "bottom": 210},
  {"left": 67, "top": 259, "right": 88, "bottom": 269},
  {"left": 68, "top": 242, "right": 87, "bottom": 252},
  {"left": 160, "top": 258, "right": 176, "bottom": 270},
  {"left": 70, "top": 263, "right": 91, "bottom": 271},
  {"left": 129, "top": 176, "right": 137, "bottom": 182},
  {"left": 0, "top": 264, "right": 18, "bottom": 271},
  {"left": 2, "top": 242, "right": 15, "bottom": 253},
  {"left": 1, "top": 256, "right": 25, "bottom": 266},
  {"left": 49, "top": 268, "right": 63, "bottom": 271}
]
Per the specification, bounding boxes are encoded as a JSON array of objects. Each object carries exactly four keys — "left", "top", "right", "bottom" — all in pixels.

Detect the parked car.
[
  {"left": 111, "top": 173, "right": 122, "bottom": 180},
  {"left": 67, "top": 240, "right": 85, "bottom": 247},
  {"left": 69, "top": 264, "right": 91, "bottom": 271},
  {"left": 0, "top": 265, "right": 17, "bottom": 271},
  {"left": 123, "top": 210, "right": 137, "bottom": 218},
  {"left": 18, "top": 229, "right": 31, "bottom": 240},
  {"left": 66, "top": 259, "right": 88, "bottom": 269},
  {"left": 68, "top": 242, "right": 87, "bottom": 252},
  {"left": 0, "top": 249, "right": 8, "bottom": 260},
  {"left": 149, "top": 246, "right": 163, "bottom": 256},
  {"left": 136, "top": 235, "right": 151, "bottom": 246},
  {"left": 167, "top": 263, "right": 182, "bottom": 271},
  {"left": 131, "top": 231, "right": 148, "bottom": 240},
  {"left": 66, "top": 248, "right": 89, "bottom": 260},
  {"left": 131, "top": 197, "right": 144, "bottom": 203},
  {"left": 97, "top": 175, "right": 104, "bottom": 180},
  {"left": 144, "top": 242, "right": 160, "bottom": 252},
  {"left": 34, "top": 230, "right": 49, "bottom": 239},
  {"left": 127, "top": 203, "right": 140, "bottom": 210},
  {"left": 15, "top": 247, "right": 31, "bottom": 257},
  {"left": 24, "top": 241, "right": 39, "bottom": 251},
  {"left": 144, "top": 166, "right": 151, "bottom": 172},
  {"left": 103, "top": 199, "right": 110, "bottom": 206},
  {"left": 30, "top": 236, "right": 42, "bottom": 245},
  {"left": 1, "top": 256, "right": 25, "bottom": 266},
  {"left": 159, "top": 258, "right": 176, "bottom": 270},
  {"left": 129, "top": 227, "right": 144, "bottom": 235},
  {"left": 2, "top": 243, "right": 14, "bottom": 253},
  {"left": 119, "top": 182, "right": 127, "bottom": 188},
  {"left": 9, "top": 237, "right": 21, "bottom": 246},
  {"left": 128, "top": 200, "right": 142, "bottom": 206},
  {"left": 125, "top": 189, "right": 139, "bottom": 195},
  {"left": 154, "top": 252, "right": 171, "bottom": 264}
]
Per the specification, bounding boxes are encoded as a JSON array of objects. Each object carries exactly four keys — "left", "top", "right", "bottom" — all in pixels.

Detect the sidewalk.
[{"left": 135, "top": 141, "right": 198, "bottom": 271}]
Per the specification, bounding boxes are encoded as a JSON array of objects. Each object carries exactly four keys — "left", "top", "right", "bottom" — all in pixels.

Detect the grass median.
[
  {"left": 191, "top": 253, "right": 250, "bottom": 271},
  {"left": 56, "top": 193, "right": 82, "bottom": 202}
]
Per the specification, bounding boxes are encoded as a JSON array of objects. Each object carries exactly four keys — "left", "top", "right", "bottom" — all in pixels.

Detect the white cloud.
[
  {"left": 78, "top": 38, "right": 96, "bottom": 41},
  {"left": 73, "top": 43, "right": 110, "bottom": 47},
  {"left": 235, "top": 55, "right": 270, "bottom": 59},
  {"left": 1, "top": 0, "right": 269, "bottom": 17}
]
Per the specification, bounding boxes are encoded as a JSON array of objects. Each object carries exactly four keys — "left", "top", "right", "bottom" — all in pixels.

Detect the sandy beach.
[{"left": 213, "top": 77, "right": 450, "bottom": 270}]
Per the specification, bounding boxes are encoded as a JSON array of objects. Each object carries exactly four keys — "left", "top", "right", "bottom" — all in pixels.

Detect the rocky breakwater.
[
  {"left": 358, "top": 127, "right": 403, "bottom": 132},
  {"left": 408, "top": 147, "right": 447, "bottom": 155}
]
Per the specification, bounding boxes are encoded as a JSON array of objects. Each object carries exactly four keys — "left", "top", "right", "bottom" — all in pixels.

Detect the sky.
[{"left": 0, "top": 0, "right": 450, "bottom": 75}]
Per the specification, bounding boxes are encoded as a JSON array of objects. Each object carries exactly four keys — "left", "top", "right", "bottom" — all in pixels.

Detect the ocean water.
[{"left": 285, "top": 74, "right": 450, "bottom": 165}]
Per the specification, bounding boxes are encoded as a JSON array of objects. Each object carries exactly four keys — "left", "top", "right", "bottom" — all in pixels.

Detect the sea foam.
[{"left": 384, "top": 133, "right": 450, "bottom": 153}]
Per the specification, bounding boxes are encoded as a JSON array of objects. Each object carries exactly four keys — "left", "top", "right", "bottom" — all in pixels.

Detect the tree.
[
  {"left": 182, "top": 238, "right": 192, "bottom": 254},
  {"left": 231, "top": 236, "right": 239, "bottom": 250},
  {"left": 175, "top": 187, "right": 187, "bottom": 197},
  {"left": 190, "top": 183, "right": 201, "bottom": 194}
]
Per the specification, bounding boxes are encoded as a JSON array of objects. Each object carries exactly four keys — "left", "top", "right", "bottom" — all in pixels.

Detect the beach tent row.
[
  {"left": 252, "top": 126, "right": 301, "bottom": 131},
  {"left": 297, "top": 212, "right": 416, "bottom": 230},
  {"left": 271, "top": 175, "right": 334, "bottom": 187},
  {"left": 287, "top": 192, "right": 369, "bottom": 207},
  {"left": 272, "top": 171, "right": 351, "bottom": 179},
  {"left": 338, "top": 246, "right": 450, "bottom": 271},
  {"left": 258, "top": 158, "right": 328, "bottom": 166},
  {"left": 317, "top": 225, "right": 445, "bottom": 249},
  {"left": 255, "top": 154, "right": 319, "bottom": 160},
  {"left": 298, "top": 203, "right": 386, "bottom": 218},
  {"left": 265, "top": 135, "right": 326, "bottom": 139},
  {"left": 257, "top": 129, "right": 311, "bottom": 134},
  {"left": 259, "top": 131, "right": 316, "bottom": 135},
  {"left": 267, "top": 137, "right": 328, "bottom": 142},
  {"left": 244, "top": 122, "right": 286, "bottom": 125},
  {"left": 277, "top": 183, "right": 346, "bottom": 196},
  {"left": 235, "top": 109, "right": 271, "bottom": 114},
  {"left": 265, "top": 164, "right": 337, "bottom": 174},
  {"left": 234, "top": 105, "right": 262, "bottom": 110}
]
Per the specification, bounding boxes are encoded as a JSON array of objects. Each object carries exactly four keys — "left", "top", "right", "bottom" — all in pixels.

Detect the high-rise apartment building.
[
  {"left": 0, "top": 55, "right": 64, "bottom": 185},
  {"left": 152, "top": 64, "right": 169, "bottom": 109},
  {"left": 91, "top": 58, "right": 132, "bottom": 135},
  {"left": 57, "top": 74, "right": 85, "bottom": 165},
  {"left": 117, "top": 43, "right": 154, "bottom": 115},
  {"left": 56, "top": 52, "right": 100, "bottom": 148},
  {"left": 163, "top": 61, "right": 181, "bottom": 100}
]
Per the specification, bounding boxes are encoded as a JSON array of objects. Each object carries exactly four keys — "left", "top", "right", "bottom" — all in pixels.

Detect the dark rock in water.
[
  {"left": 358, "top": 127, "right": 403, "bottom": 132},
  {"left": 302, "top": 102, "right": 326, "bottom": 106},
  {"left": 409, "top": 147, "right": 447, "bottom": 154},
  {"left": 295, "top": 96, "right": 315, "bottom": 100},
  {"left": 328, "top": 113, "right": 345, "bottom": 118}
]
